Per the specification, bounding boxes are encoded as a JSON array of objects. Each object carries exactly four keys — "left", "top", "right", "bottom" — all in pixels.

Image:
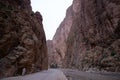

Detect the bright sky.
[{"left": 31, "top": 0, "right": 73, "bottom": 40}]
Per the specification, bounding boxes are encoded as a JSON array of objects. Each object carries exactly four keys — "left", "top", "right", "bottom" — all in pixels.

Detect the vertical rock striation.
[
  {"left": 47, "top": 6, "right": 73, "bottom": 67},
  {"left": 47, "top": 40, "right": 55, "bottom": 66},
  {"left": 63, "top": 0, "right": 120, "bottom": 72},
  {"left": 0, "top": 0, "right": 48, "bottom": 78}
]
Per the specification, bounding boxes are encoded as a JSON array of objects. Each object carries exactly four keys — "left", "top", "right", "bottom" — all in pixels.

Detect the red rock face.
[
  {"left": 0, "top": 0, "right": 48, "bottom": 78},
  {"left": 47, "top": 40, "right": 54, "bottom": 65},
  {"left": 63, "top": 0, "right": 120, "bottom": 72},
  {"left": 47, "top": 6, "right": 73, "bottom": 67},
  {"left": 47, "top": 40, "right": 61, "bottom": 68}
]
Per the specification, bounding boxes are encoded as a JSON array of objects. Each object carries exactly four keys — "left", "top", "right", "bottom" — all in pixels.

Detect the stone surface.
[
  {"left": 47, "top": 6, "right": 73, "bottom": 67},
  {"left": 47, "top": 40, "right": 61, "bottom": 68},
  {"left": 0, "top": 0, "right": 48, "bottom": 78},
  {"left": 46, "top": 40, "right": 55, "bottom": 66},
  {"left": 63, "top": 0, "right": 120, "bottom": 72}
]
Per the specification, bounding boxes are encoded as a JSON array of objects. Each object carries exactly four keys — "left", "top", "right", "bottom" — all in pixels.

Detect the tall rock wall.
[
  {"left": 63, "top": 0, "right": 120, "bottom": 72},
  {"left": 47, "top": 6, "right": 73, "bottom": 67},
  {"left": 47, "top": 40, "right": 55, "bottom": 66},
  {"left": 47, "top": 40, "right": 62, "bottom": 68},
  {"left": 0, "top": 0, "right": 48, "bottom": 78}
]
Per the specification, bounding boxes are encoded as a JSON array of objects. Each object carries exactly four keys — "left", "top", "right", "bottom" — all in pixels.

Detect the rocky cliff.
[
  {"left": 47, "top": 6, "right": 73, "bottom": 67},
  {"left": 0, "top": 0, "right": 48, "bottom": 78},
  {"left": 47, "top": 40, "right": 55, "bottom": 66},
  {"left": 63, "top": 0, "right": 120, "bottom": 72}
]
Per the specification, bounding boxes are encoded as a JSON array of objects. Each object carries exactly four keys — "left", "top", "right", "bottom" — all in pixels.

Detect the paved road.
[
  {"left": 1, "top": 69, "right": 67, "bottom": 80},
  {"left": 1, "top": 69, "right": 120, "bottom": 80},
  {"left": 61, "top": 69, "right": 120, "bottom": 80}
]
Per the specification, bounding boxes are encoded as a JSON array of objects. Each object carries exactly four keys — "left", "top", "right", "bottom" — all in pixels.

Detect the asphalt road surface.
[
  {"left": 1, "top": 69, "right": 120, "bottom": 80},
  {"left": 61, "top": 69, "right": 120, "bottom": 80}
]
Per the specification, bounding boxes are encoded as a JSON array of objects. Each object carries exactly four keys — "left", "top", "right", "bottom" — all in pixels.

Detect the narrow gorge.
[{"left": 0, "top": 0, "right": 120, "bottom": 80}]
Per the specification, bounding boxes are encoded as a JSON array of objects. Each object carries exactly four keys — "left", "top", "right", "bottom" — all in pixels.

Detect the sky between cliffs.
[{"left": 31, "top": 0, "right": 73, "bottom": 40}]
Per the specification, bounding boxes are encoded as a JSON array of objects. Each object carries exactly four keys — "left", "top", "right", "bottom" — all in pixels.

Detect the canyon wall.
[
  {"left": 47, "top": 40, "right": 63, "bottom": 68},
  {"left": 63, "top": 0, "right": 120, "bottom": 72},
  {"left": 0, "top": 0, "right": 48, "bottom": 78},
  {"left": 47, "top": 6, "right": 73, "bottom": 67}
]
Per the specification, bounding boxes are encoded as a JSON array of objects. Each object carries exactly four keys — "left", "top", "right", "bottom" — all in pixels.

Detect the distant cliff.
[
  {"left": 0, "top": 0, "right": 48, "bottom": 78},
  {"left": 63, "top": 0, "right": 120, "bottom": 72},
  {"left": 47, "top": 6, "right": 73, "bottom": 67}
]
